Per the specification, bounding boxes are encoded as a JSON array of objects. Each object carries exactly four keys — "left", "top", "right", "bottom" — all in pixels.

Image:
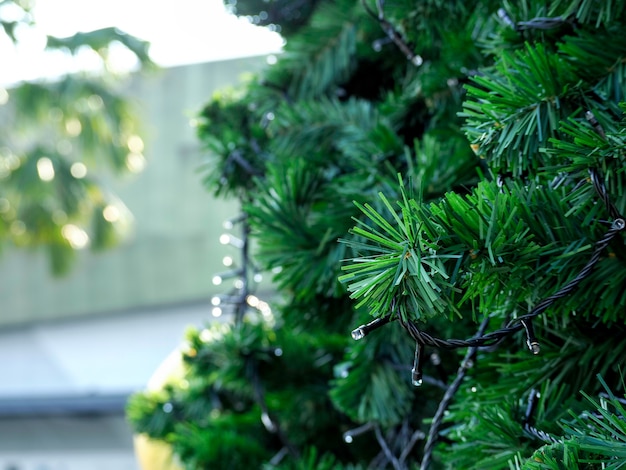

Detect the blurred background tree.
[
  {"left": 0, "top": 0, "right": 152, "bottom": 273},
  {"left": 128, "top": 0, "right": 626, "bottom": 468}
]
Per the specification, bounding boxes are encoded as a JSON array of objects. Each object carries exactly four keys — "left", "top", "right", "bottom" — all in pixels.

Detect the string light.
[
  {"left": 223, "top": 213, "right": 247, "bottom": 230},
  {"left": 411, "top": 342, "right": 424, "bottom": 387},
  {"left": 497, "top": 8, "right": 516, "bottom": 29},
  {"left": 521, "top": 319, "right": 540, "bottom": 355},
  {"left": 361, "top": 0, "right": 423, "bottom": 68},
  {"left": 347, "top": 108, "right": 625, "bottom": 469},
  {"left": 346, "top": 166, "right": 624, "bottom": 470},
  {"left": 342, "top": 422, "right": 375, "bottom": 444},
  {"left": 351, "top": 315, "right": 392, "bottom": 340},
  {"left": 246, "top": 295, "right": 260, "bottom": 307},
  {"left": 268, "top": 447, "right": 289, "bottom": 466},
  {"left": 219, "top": 233, "right": 244, "bottom": 248},
  {"left": 211, "top": 211, "right": 289, "bottom": 452},
  {"left": 497, "top": 7, "right": 572, "bottom": 31},
  {"left": 261, "top": 412, "right": 277, "bottom": 432},
  {"left": 351, "top": 328, "right": 365, "bottom": 340},
  {"left": 350, "top": 175, "right": 625, "bottom": 377},
  {"left": 585, "top": 111, "right": 607, "bottom": 139},
  {"left": 213, "top": 269, "right": 244, "bottom": 285}
]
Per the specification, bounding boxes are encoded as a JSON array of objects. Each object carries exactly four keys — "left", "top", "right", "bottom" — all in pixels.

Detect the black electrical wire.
[
  {"left": 349, "top": 159, "right": 624, "bottom": 470},
  {"left": 361, "top": 0, "right": 422, "bottom": 65},
  {"left": 522, "top": 389, "right": 561, "bottom": 444},
  {"left": 351, "top": 179, "right": 625, "bottom": 352},
  {"left": 497, "top": 7, "right": 575, "bottom": 31}
]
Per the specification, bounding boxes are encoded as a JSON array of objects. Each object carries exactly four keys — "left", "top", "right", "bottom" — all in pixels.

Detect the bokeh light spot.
[
  {"left": 70, "top": 162, "right": 87, "bottom": 179},
  {"left": 36, "top": 157, "right": 55, "bottom": 181}
]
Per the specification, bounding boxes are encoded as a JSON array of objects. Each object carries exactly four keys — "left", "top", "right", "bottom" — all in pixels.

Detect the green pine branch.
[
  {"left": 463, "top": 42, "right": 580, "bottom": 176},
  {"left": 275, "top": 0, "right": 361, "bottom": 100}
]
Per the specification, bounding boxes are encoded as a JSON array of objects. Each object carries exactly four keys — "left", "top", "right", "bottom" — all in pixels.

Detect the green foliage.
[
  {"left": 268, "top": 97, "right": 401, "bottom": 167},
  {"left": 128, "top": 318, "right": 354, "bottom": 469},
  {"left": 340, "top": 173, "right": 622, "bottom": 326},
  {"left": 0, "top": 2, "right": 151, "bottom": 273},
  {"left": 171, "top": 412, "right": 272, "bottom": 470},
  {"left": 131, "top": 0, "right": 626, "bottom": 468},
  {"left": 545, "top": 106, "right": 626, "bottom": 218},
  {"left": 127, "top": 389, "right": 179, "bottom": 439},
  {"left": 517, "top": 444, "right": 581, "bottom": 470},
  {"left": 10, "top": 77, "right": 139, "bottom": 172},
  {"left": 263, "top": 446, "right": 365, "bottom": 470},
  {"left": 0, "top": 0, "right": 33, "bottom": 42},
  {"left": 224, "top": 0, "right": 321, "bottom": 37},
  {"left": 446, "top": 399, "right": 534, "bottom": 469},
  {"left": 559, "top": 382, "right": 626, "bottom": 468},
  {"left": 512, "top": 378, "right": 626, "bottom": 469},
  {"left": 330, "top": 321, "right": 416, "bottom": 425},
  {"left": 277, "top": 0, "right": 360, "bottom": 100},
  {"left": 46, "top": 26, "right": 152, "bottom": 66},
  {"left": 339, "top": 178, "right": 460, "bottom": 322},
  {"left": 548, "top": 0, "right": 626, "bottom": 27},
  {"left": 463, "top": 42, "right": 580, "bottom": 176},
  {"left": 196, "top": 85, "right": 268, "bottom": 197},
  {"left": 245, "top": 159, "right": 352, "bottom": 301}
]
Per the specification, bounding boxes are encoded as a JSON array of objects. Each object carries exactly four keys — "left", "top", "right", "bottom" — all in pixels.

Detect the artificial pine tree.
[{"left": 127, "top": 0, "right": 626, "bottom": 468}]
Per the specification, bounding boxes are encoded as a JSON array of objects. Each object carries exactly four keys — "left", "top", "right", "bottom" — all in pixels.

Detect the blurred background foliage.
[{"left": 0, "top": 0, "right": 152, "bottom": 273}]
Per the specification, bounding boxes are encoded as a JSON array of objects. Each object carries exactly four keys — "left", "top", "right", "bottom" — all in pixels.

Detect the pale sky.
[{"left": 2, "top": 0, "right": 284, "bottom": 84}]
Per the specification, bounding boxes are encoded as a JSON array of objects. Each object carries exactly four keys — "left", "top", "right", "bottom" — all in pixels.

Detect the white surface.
[
  {"left": 0, "top": 451, "right": 138, "bottom": 470},
  {"left": 0, "top": 301, "right": 213, "bottom": 397},
  {"left": 0, "top": 415, "right": 139, "bottom": 470},
  {"left": 1, "top": 0, "right": 284, "bottom": 84}
]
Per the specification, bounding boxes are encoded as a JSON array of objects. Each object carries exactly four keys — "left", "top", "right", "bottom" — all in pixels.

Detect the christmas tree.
[{"left": 127, "top": 0, "right": 626, "bottom": 468}]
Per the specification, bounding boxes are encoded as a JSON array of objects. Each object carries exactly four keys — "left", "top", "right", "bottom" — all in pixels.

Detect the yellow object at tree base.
[
  {"left": 133, "top": 433, "right": 184, "bottom": 470},
  {"left": 133, "top": 349, "right": 185, "bottom": 470}
]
